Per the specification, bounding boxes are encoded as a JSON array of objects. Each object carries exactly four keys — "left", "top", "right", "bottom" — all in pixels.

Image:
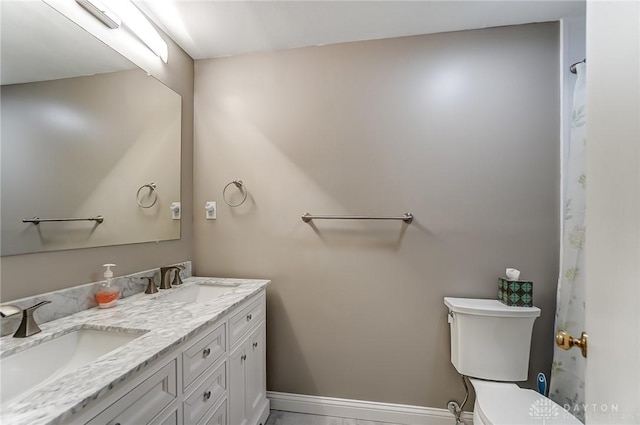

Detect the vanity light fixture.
[
  {"left": 113, "top": 0, "right": 169, "bottom": 63},
  {"left": 75, "top": 0, "right": 121, "bottom": 29}
]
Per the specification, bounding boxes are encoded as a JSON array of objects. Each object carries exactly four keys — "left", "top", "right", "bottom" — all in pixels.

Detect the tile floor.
[{"left": 265, "top": 410, "right": 403, "bottom": 425}]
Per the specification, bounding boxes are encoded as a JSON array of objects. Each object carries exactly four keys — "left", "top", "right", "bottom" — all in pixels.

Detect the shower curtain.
[{"left": 549, "top": 62, "right": 586, "bottom": 423}]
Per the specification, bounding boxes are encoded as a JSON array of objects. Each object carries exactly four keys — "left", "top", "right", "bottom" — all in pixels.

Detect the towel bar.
[{"left": 301, "top": 213, "right": 413, "bottom": 224}]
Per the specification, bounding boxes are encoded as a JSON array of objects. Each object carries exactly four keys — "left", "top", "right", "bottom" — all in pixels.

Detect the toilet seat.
[{"left": 470, "top": 379, "right": 581, "bottom": 425}]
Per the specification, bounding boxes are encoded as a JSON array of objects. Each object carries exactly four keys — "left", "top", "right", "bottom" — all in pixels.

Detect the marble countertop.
[{"left": 0, "top": 277, "right": 270, "bottom": 425}]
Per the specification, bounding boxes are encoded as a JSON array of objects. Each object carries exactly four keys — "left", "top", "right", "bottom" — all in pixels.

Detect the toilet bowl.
[{"left": 444, "top": 297, "right": 581, "bottom": 425}]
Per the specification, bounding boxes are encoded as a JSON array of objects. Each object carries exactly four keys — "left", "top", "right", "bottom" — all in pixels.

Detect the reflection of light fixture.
[
  {"left": 76, "top": 0, "right": 168, "bottom": 63},
  {"left": 75, "top": 0, "right": 121, "bottom": 29}
]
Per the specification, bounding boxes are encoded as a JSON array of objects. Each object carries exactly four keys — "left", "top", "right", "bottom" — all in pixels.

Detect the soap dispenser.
[{"left": 96, "top": 263, "right": 121, "bottom": 308}]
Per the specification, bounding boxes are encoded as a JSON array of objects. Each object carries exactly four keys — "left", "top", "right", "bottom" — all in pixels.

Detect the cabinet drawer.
[
  {"left": 87, "top": 359, "right": 177, "bottom": 425},
  {"left": 199, "top": 399, "right": 227, "bottom": 425},
  {"left": 151, "top": 405, "right": 179, "bottom": 425},
  {"left": 183, "top": 322, "right": 226, "bottom": 390},
  {"left": 184, "top": 362, "right": 227, "bottom": 425},
  {"left": 229, "top": 293, "right": 265, "bottom": 347}
]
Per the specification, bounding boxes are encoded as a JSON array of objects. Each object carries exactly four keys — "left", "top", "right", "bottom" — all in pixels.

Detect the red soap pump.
[{"left": 96, "top": 263, "right": 120, "bottom": 308}]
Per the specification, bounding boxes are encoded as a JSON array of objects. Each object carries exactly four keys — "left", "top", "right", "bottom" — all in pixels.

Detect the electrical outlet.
[
  {"left": 170, "top": 202, "right": 181, "bottom": 220},
  {"left": 205, "top": 201, "right": 217, "bottom": 220}
]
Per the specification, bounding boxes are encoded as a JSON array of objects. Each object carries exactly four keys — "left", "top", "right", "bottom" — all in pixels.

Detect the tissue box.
[{"left": 498, "top": 278, "right": 533, "bottom": 307}]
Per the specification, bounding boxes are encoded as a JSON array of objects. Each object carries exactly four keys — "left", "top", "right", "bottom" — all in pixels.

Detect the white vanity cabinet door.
[
  {"left": 229, "top": 322, "right": 267, "bottom": 425},
  {"left": 86, "top": 359, "right": 178, "bottom": 425},
  {"left": 229, "top": 343, "right": 248, "bottom": 425},
  {"left": 245, "top": 322, "right": 266, "bottom": 420}
]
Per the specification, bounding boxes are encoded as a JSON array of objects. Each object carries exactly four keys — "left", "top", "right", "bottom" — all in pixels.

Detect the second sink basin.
[
  {"left": 158, "top": 282, "right": 240, "bottom": 304},
  {"left": 1, "top": 327, "right": 145, "bottom": 407}
]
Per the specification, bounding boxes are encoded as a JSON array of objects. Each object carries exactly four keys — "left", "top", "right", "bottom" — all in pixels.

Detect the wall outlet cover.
[
  {"left": 170, "top": 202, "right": 181, "bottom": 220},
  {"left": 205, "top": 201, "right": 217, "bottom": 220}
]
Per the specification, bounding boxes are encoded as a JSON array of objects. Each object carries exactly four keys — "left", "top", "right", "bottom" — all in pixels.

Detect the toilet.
[{"left": 444, "top": 297, "right": 581, "bottom": 425}]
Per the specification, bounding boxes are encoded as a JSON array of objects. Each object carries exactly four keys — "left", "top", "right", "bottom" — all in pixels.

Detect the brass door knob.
[{"left": 555, "top": 330, "right": 588, "bottom": 358}]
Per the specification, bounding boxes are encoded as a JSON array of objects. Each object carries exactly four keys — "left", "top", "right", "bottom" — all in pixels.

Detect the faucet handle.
[
  {"left": 141, "top": 276, "right": 158, "bottom": 294},
  {"left": 24, "top": 300, "right": 51, "bottom": 314},
  {"left": 0, "top": 304, "right": 22, "bottom": 318},
  {"left": 7, "top": 300, "right": 52, "bottom": 338},
  {"left": 171, "top": 265, "right": 185, "bottom": 286}
]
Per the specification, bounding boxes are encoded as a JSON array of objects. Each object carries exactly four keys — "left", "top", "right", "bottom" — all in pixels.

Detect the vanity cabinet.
[
  {"left": 182, "top": 323, "right": 226, "bottom": 391},
  {"left": 67, "top": 290, "right": 268, "bottom": 425},
  {"left": 182, "top": 323, "right": 227, "bottom": 425},
  {"left": 229, "top": 323, "right": 266, "bottom": 425},
  {"left": 229, "top": 293, "right": 268, "bottom": 425},
  {"left": 199, "top": 398, "right": 227, "bottom": 425},
  {"left": 155, "top": 407, "right": 181, "bottom": 425},
  {"left": 183, "top": 361, "right": 226, "bottom": 424},
  {"left": 85, "top": 359, "right": 178, "bottom": 425},
  {"left": 229, "top": 293, "right": 265, "bottom": 347}
]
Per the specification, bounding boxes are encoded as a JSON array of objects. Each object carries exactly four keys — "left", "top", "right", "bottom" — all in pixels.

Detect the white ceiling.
[
  {"left": 135, "top": 0, "right": 585, "bottom": 60},
  {"left": 1, "top": 0, "right": 585, "bottom": 86}
]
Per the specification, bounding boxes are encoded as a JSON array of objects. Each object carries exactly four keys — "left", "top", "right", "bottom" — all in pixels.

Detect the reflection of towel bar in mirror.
[
  {"left": 2, "top": 1, "right": 182, "bottom": 256},
  {"left": 301, "top": 213, "right": 414, "bottom": 224},
  {"left": 22, "top": 216, "right": 104, "bottom": 225}
]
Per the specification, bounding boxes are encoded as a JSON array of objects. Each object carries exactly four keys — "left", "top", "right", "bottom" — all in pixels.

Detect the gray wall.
[
  {"left": 0, "top": 15, "right": 194, "bottom": 301},
  {"left": 193, "top": 22, "right": 560, "bottom": 408}
]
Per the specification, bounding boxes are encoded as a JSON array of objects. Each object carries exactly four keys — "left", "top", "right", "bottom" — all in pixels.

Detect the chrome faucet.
[{"left": 0, "top": 300, "right": 52, "bottom": 338}]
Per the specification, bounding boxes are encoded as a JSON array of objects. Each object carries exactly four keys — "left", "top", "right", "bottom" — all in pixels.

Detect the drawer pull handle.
[
  {"left": 253, "top": 342, "right": 258, "bottom": 348},
  {"left": 204, "top": 390, "right": 212, "bottom": 401},
  {"left": 246, "top": 314, "right": 252, "bottom": 321},
  {"left": 203, "top": 348, "right": 211, "bottom": 358},
  {"left": 241, "top": 354, "right": 247, "bottom": 361}
]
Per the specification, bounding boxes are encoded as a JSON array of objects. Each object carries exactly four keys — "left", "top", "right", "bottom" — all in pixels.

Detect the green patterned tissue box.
[{"left": 498, "top": 278, "right": 533, "bottom": 307}]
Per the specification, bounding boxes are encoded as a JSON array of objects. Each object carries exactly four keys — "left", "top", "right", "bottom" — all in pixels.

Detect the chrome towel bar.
[
  {"left": 301, "top": 213, "right": 413, "bottom": 224},
  {"left": 23, "top": 216, "right": 104, "bottom": 225}
]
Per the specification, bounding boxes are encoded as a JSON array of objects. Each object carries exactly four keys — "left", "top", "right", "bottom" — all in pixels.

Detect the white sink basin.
[
  {"left": 158, "top": 282, "right": 240, "bottom": 304},
  {"left": 1, "top": 328, "right": 145, "bottom": 406}
]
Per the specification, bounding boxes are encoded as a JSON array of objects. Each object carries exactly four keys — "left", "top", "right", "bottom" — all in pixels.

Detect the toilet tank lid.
[{"left": 444, "top": 297, "right": 541, "bottom": 318}]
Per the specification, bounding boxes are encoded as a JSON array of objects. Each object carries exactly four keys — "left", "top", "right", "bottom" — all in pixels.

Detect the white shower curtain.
[{"left": 549, "top": 62, "right": 586, "bottom": 423}]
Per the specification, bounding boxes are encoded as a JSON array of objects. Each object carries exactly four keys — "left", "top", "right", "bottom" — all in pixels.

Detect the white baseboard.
[{"left": 266, "top": 391, "right": 473, "bottom": 425}]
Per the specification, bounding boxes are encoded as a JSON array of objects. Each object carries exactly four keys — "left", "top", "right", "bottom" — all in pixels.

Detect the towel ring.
[
  {"left": 223, "top": 180, "right": 248, "bottom": 207},
  {"left": 136, "top": 182, "right": 158, "bottom": 208}
]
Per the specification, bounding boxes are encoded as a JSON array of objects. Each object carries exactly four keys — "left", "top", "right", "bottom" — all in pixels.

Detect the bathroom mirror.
[{"left": 0, "top": 1, "right": 181, "bottom": 256}]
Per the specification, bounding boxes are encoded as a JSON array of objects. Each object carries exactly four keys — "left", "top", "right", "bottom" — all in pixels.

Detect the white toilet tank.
[{"left": 444, "top": 297, "right": 541, "bottom": 382}]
